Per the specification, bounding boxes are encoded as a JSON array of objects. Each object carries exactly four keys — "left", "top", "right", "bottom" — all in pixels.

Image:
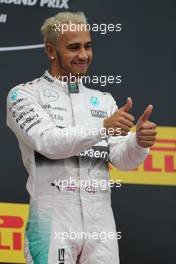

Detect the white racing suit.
[{"left": 7, "top": 71, "right": 148, "bottom": 264}]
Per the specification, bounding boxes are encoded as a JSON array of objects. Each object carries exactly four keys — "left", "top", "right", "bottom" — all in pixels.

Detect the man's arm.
[
  {"left": 7, "top": 86, "right": 103, "bottom": 159},
  {"left": 108, "top": 132, "right": 149, "bottom": 170}
]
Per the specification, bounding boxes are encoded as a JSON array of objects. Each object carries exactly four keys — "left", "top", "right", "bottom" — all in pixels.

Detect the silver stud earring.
[{"left": 51, "top": 56, "right": 55, "bottom": 60}]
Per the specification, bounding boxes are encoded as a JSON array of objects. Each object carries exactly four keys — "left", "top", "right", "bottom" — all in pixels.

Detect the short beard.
[{"left": 55, "top": 49, "right": 86, "bottom": 79}]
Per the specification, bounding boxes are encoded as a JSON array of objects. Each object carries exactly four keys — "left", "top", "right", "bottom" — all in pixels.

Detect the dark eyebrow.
[
  {"left": 85, "top": 41, "right": 93, "bottom": 46},
  {"left": 67, "top": 41, "right": 93, "bottom": 48}
]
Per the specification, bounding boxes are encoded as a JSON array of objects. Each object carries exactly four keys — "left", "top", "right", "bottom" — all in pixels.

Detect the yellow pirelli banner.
[
  {"left": 110, "top": 126, "right": 176, "bottom": 186},
  {"left": 0, "top": 203, "right": 28, "bottom": 263}
]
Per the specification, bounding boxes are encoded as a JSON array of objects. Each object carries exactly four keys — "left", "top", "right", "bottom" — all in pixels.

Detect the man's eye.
[
  {"left": 85, "top": 44, "right": 92, "bottom": 49},
  {"left": 69, "top": 46, "right": 79, "bottom": 50}
]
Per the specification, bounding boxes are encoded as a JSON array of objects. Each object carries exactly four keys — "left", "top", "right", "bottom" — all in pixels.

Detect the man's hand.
[
  {"left": 136, "top": 105, "right": 157, "bottom": 148},
  {"left": 103, "top": 97, "right": 135, "bottom": 136}
]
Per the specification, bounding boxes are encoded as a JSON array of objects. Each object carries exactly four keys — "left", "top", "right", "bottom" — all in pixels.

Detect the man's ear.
[{"left": 45, "top": 43, "right": 57, "bottom": 61}]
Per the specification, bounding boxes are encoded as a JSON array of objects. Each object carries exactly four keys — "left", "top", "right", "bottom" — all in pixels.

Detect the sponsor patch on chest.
[{"left": 91, "top": 109, "right": 108, "bottom": 118}]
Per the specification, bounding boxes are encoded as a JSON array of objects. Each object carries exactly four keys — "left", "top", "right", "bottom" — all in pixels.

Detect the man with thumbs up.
[{"left": 7, "top": 11, "right": 157, "bottom": 264}]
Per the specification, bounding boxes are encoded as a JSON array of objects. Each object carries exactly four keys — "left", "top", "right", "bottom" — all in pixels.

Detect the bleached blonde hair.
[{"left": 41, "top": 11, "right": 88, "bottom": 46}]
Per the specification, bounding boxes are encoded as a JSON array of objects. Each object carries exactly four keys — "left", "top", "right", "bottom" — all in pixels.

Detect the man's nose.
[{"left": 78, "top": 48, "right": 88, "bottom": 60}]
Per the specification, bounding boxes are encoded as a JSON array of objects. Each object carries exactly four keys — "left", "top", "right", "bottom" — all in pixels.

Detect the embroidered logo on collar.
[
  {"left": 67, "top": 83, "right": 79, "bottom": 93},
  {"left": 42, "top": 74, "right": 54, "bottom": 83},
  {"left": 90, "top": 96, "right": 100, "bottom": 106}
]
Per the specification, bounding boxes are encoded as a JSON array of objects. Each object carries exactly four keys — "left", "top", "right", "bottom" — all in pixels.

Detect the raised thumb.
[
  {"left": 120, "top": 97, "right": 133, "bottom": 112},
  {"left": 139, "top": 105, "right": 153, "bottom": 123}
]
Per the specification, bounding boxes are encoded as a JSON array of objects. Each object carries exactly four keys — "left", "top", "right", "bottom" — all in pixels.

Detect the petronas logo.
[{"left": 68, "top": 83, "right": 79, "bottom": 93}]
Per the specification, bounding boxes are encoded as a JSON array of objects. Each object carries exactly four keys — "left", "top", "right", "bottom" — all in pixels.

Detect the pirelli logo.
[
  {"left": 0, "top": 203, "right": 28, "bottom": 263},
  {"left": 91, "top": 109, "right": 108, "bottom": 118},
  {"left": 110, "top": 127, "right": 176, "bottom": 186}
]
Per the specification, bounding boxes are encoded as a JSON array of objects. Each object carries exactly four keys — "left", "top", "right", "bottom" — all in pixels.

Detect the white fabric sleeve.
[
  {"left": 108, "top": 132, "right": 149, "bottom": 170},
  {"left": 107, "top": 94, "right": 149, "bottom": 170},
  {"left": 7, "top": 87, "right": 103, "bottom": 160}
]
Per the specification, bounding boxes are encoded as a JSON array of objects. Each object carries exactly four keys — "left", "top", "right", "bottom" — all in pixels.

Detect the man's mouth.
[{"left": 72, "top": 62, "right": 88, "bottom": 68}]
